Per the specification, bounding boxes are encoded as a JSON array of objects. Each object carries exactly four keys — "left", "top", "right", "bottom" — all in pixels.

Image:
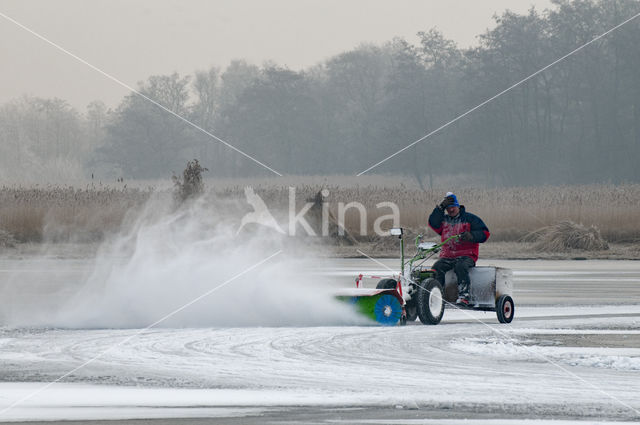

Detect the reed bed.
[
  {"left": 0, "top": 182, "right": 638, "bottom": 244},
  {"left": 0, "top": 185, "right": 152, "bottom": 242},
  {"left": 236, "top": 183, "right": 640, "bottom": 244},
  {"left": 524, "top": 221, "right": 609, "bottom": 251}
]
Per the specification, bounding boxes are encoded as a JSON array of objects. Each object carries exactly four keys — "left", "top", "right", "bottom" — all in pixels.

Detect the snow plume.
[{"left": 3, "top": 193, "right": 367, "bottom": 328}]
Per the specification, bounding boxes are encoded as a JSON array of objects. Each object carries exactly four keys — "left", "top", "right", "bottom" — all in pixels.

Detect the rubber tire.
[
  {"left": 376, "top": 278, "right": 397, "bottom": 289},
  {"left": 417, "top": 278, "right": 445, "bottom": 325},
  {"left": 496, "top": 295, "right": 515, "bottom": 323},
  {"left": 405, "top": 299, "right": 418, "bottom": 322}
]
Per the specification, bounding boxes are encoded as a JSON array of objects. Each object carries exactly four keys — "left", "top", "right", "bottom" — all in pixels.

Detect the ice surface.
[
  {"left": 0, "top": 306, "right": 639, "bottom": 422},
  {"left": 333, "top": 420, "right": 639, "bottom": 424}
]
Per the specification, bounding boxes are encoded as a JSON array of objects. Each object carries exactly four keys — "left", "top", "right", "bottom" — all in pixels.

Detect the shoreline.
[
  {"left": 1, "top": 241, "right": 639, "bottom": 261},
  {"left": 335, "top": 241, "right": 640, "bottom": 261}
]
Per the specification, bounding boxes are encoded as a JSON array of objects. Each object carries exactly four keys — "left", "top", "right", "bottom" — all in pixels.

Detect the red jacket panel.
[{"left": 428, "top": 205, "right": 490, "bottom": 263}]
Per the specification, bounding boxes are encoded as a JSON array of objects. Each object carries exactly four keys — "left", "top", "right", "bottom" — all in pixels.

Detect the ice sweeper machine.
[{"left": 336, "top": 228, "right": 515, "bottom": 326}]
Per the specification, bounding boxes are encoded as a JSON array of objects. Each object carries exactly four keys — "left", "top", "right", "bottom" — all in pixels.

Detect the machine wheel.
[
  {"left": 405, "top": 299, "right": 418, "bottom": 322},
  {"left": 416, "top": 278, "right": 445, "bottom": 325},
  {"left": 496, "top": 295, "right": 515, "bottom": 323},
  {"left": 376, "top": 278, "right": 397, "bottom": 289}
]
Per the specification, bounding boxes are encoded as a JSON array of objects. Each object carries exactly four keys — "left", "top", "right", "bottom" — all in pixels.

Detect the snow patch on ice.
[
  {"left": 335, "top": 420, "right": 640, "bottom": 424},
  {"left": 0, "top": 382, "right": 393, "bottom": 422},
  {"left": 450, "top": 336, "right": 640, "bottom": 371}
]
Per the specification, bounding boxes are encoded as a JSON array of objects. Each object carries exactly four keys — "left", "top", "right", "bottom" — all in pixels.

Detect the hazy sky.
[{"left": 0, "top": 0, "right": 553, "bottom": 110}]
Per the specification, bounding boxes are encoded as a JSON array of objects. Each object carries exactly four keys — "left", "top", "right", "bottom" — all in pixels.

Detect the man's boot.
[{"left": 456, "top": 282, "right": 470, "bottom": 306}]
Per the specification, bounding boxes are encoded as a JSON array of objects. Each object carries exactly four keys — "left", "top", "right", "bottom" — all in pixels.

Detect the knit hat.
[{"left": 445, "top": 192, "right": 460, "bottom": 207}]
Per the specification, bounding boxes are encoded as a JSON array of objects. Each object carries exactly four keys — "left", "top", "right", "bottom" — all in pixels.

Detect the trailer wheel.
[
  {"left": 376, "top": 278, "right": 397, "bottom": 289},
  {"left": 496, "top": 295, "right": 514, "bottom": 323},
  {"left": 417, "top": 278, "right": 445, "bottom": 325}
]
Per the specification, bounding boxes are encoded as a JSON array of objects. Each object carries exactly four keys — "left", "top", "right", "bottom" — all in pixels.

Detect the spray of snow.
[{"left": 2, "top": 193, "right": 367, "bottom": 328}]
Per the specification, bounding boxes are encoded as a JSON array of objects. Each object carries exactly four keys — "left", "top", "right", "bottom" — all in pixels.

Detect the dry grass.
[
  {"left": 234, "top": 183, "right": 640, "bottom": 244},
  {"left": 0, "top": 229, "right": 17, "bottom": 248},
  {"left": 0, "top": 180, "right": 638, "bottom": 246},
  {"left": 0, "top": 185, "right": 152, "bottom": 242},
  {"left": 524, "top": 221, "right": 609, "bottom": 251}
]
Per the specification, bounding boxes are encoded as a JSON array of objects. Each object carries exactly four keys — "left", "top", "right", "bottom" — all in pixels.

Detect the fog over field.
[
  {"left": 1, "top": 0, "right": 553, "bottom": 109},
  {"left": 1, "top": 0, "right": 639, "bottom": 186}
]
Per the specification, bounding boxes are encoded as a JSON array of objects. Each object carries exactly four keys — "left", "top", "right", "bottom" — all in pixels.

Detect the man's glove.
[
  {"left": 459, "top": 231, "right": 474, "bottom": 242},
  {"left": 438, "top": 196, "right": 455, "bottom": 210}
]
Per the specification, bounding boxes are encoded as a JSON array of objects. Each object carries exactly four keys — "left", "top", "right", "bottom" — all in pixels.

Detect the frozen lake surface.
[{"left": 0, "top": 258, "right": 639, "bottom": 423}]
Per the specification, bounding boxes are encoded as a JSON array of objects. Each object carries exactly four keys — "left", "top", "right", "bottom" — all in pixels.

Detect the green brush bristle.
[{"left": 352, "top": 295, "right": 382, "bottom": 321}]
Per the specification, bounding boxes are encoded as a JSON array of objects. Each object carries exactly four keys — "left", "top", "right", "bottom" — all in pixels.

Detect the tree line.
[{"left": 1, "top": 0, "right": 639, "bottom": 186}]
